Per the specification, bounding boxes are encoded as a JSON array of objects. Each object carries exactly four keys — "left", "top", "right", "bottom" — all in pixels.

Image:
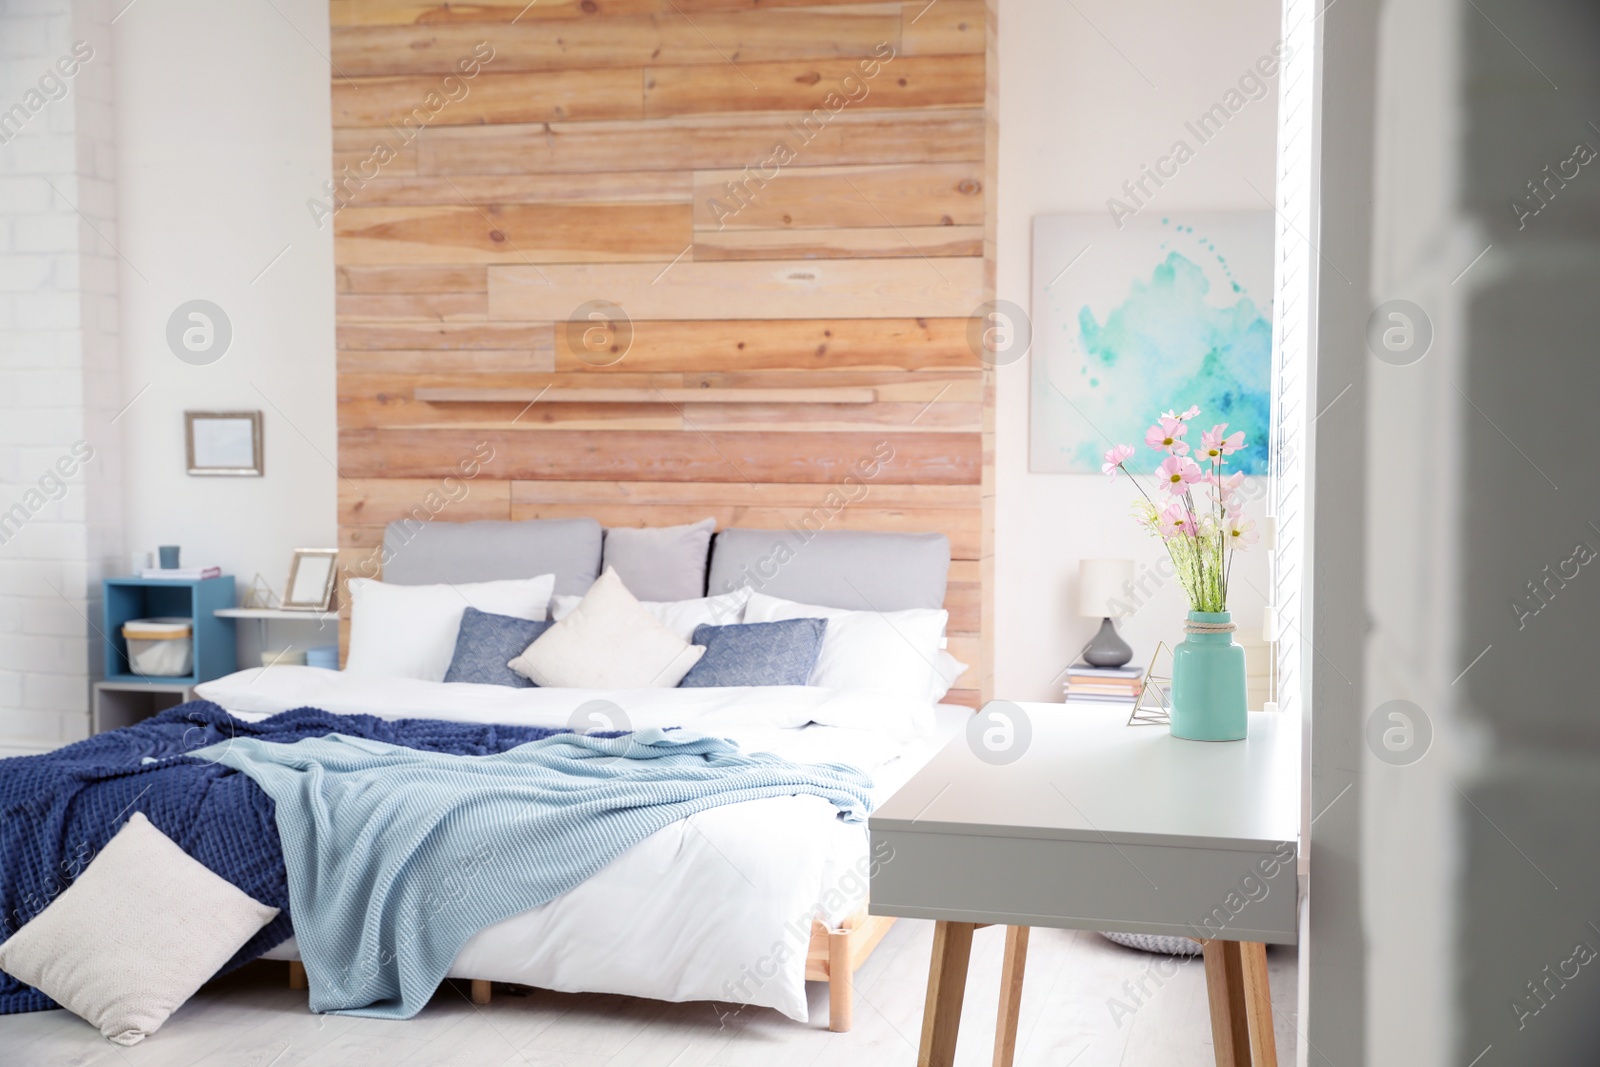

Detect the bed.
[
  {"left": 0, "top": 519, "right": 970, "bottom": 1038},
  {"left": 196, "top": 669, "right": 969, "bottom": 1030}
]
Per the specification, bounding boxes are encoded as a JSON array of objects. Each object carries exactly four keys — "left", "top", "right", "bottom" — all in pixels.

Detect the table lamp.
[{"left": 1077, "top": 558, "right": 1135, "bottom": 668}]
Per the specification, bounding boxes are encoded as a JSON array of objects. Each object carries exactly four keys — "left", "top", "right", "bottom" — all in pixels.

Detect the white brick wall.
[{"left": 0, "top": 0, "right": 120, "bottom": 755}]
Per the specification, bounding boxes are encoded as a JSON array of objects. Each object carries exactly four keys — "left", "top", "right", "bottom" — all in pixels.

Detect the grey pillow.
[
  {"left": 381, "top": 519, "right": 602, "bottom": 596},
  {"left": 443, "top": 608, "right": 552, "bottom": 688},
  {"left": 602, "top": 518, "right": 716, "bottom": 601},
  {"left": 678, "top": 618, "right": 828, "bottom": 688},
  {"left": 706, "top": 529, "right": 950, "bottom": 611}
]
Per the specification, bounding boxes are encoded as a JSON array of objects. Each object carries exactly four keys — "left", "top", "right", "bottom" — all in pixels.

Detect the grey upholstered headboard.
[
  {"left": 381, "top": 519, "right": 602, "bottom": 596},
  {"left": 706, "top": 529, "right": 950, "bottom": 611}
]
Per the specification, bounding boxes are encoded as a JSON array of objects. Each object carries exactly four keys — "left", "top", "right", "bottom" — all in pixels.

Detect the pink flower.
[
  {"left": 1101, "top": 443, "right": 1136, "bottom": 478},
  {"left": 1161, "top": 501, "right": 1197, "bottom": 538},
  {"left": 1144, "top": 416, "right": 1190, "bottom": 454},
  {"left": 1157, "top": 454, "right": 1203, "bottom": 495},
  {"left": 1208, "top": 470, "right": 1246, "bottom": 507},
  {"left": 1199, "top": 424, "right": 1247, "bottom": 461},
  {"left": 1162, "top": 405, "right": 1202, "bottom": 421},
  {"left": 1225, "top": 515, "right": 1259, "bottom": 550}
]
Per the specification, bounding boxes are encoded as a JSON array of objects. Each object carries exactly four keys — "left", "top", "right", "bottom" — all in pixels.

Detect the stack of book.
[{"left": 1063, "top": 663, "right": 1144, "bottom": 707}]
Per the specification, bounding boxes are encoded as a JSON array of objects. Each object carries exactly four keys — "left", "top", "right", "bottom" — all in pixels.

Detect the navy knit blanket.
[{"left": 0, "top": 701, "right": 567, "bottom": 1014}]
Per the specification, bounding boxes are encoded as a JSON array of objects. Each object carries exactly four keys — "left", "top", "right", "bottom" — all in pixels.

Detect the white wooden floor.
[{"left": 0, "top": 919, "right": 1297, "bottom": 1067}]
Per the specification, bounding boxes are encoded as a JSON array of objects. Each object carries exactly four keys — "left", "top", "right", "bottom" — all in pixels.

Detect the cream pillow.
[
  {"left": 508, "top": 567, "right": 705, "bottom": 688},
  {"left": 549, "top": 585, "right": 752, "bottom": 641},
  {"left": 0, "top": 813, "right": 278, "bottom": 1045},
  {"left": 344, "top": 574, "right": 556, "bottom": 682}
]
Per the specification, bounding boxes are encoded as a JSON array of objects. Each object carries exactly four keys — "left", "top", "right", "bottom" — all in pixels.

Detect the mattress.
[{"left": 195, "top": 668, "right": 969, "bottom": 1021}]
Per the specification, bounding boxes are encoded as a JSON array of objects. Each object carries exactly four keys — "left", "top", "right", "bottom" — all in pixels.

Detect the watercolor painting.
[{"left": 1030, "top": 213, "right": 1274, "bottom": 475}]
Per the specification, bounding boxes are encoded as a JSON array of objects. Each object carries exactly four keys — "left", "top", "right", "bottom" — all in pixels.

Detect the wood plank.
[
  {"left": 332, "top": 69, "right": 644, "bottom": 128},
  {"left": 680, "top": 400, "right": 981, "bottom": 432},
  {"left": 415, "top": 107, "right": 984, "bottom": 175},
  {"left": 665, "top": 0, "right": 889, "bottom": 10},
  {"left": 338, "top": 478, "right": 512, "bottom": 526},
  {"left": 338, "top": 172, "right": 694, "bottom": 207},
  {"left": 338, "top": 428, "right": 981, "bottom": 483},
  {"left": 338, "top": 349, "right": 555, "bottom": 374},
  {"left": 507, "top": 479, "right": 979, "bottom": 508},
  {"left": 553, "top": 318, "right": 982, "bottom": 372},
  {"left": 337, "top": 265, "right": 487, "bottom": 293},
  {"left": 644, "top": 55, "right": 982, "bottom": 118},
  {"left": 412, "top": 386, "right": 877, "bottom": 403},
  {"left": 339, "top": 399, "right": 684, "bottom": 432},
  {"left": 338, "top": 292, "right": 487, "bottom": 320},
  {"left": 330, "top": 0, "right": 663, "bottom": 25},
  {"left": 333, "top": 127, "right": 416, "bottom": 177},
  {"left": 333, "top": 202, "right": 691, "bottom": 264},
  {"left": 693, "top": 162, "right": 983, "bottom": 230},
  {"left": 331, "top": 11, "right": 900, "bottom": 75},
  {"left": 502, "top": 502, "right": 982, "bottom": 557},
  {"left": 489, "top": 258, "right": 985, "bottom": 320},
  {"left": 901, "top": 0, "right": 985, "bottom": 55},
  {"left": 685, "top": 370, "right": 984, "bottom": 402},
  {"left": 337, "top": 322, "right": 554, "bottom": 351},
  {"left": 694, "top": 225, "right": 982, "bottom": 260}
]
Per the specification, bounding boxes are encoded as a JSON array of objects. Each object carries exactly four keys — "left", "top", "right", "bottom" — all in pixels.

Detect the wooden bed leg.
[
  {"left": 1241, "top": 942, "right": 1278, "bottom": 1066},
  {"left": 827, "top": 928, "right": 854, "bottom": 1033},
  {"left": 287, "top": 960, "right": 307, "bottom": 991},
  {"left": 470, "top": 979, "right": 492, "bottom": 1005},
  {"left": 992, "top": 926, "right": 1030, "bottom": 1067}
]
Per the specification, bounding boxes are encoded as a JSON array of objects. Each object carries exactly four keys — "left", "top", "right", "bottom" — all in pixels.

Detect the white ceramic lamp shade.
[
  {"left": 1077, "top": 559, "right": 1135, "bottom": 618},
  {"left": 1077, "top": 558, "right": 1135, "bottom": 668}
]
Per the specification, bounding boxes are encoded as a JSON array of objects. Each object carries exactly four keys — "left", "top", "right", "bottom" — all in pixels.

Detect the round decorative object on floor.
[{"left": 1101, "top": 931, "right": 1203, "bottom": 956}]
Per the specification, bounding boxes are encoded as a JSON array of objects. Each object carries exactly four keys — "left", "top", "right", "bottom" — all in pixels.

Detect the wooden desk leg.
[
  {"left": 992, "top": 926, "right": 1030, "bottom": 1067},
  {"left": 1201, "top": 940, "right": 1252, "bottom": 1067},
  {"left": 1241, "top": 942, "right": 1278, "bottom": 1066},
  {"left": 918, "top": 921, "right": 977, "bottom": 1067}
]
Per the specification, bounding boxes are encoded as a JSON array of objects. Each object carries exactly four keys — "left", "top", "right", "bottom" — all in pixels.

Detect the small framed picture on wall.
[{"left": 185, "top": 411, "right": 263, "bottom": 476}]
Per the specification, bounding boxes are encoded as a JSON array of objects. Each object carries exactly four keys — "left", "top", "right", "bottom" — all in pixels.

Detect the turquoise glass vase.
[{"left": 1169, "top": 611, "right": 1247, "bottom": 742}]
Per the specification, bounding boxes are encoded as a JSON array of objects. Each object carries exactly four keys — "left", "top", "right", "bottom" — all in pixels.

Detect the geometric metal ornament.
[{"left": 1127, "top": 641, "right": 1175, "bottom": 727}]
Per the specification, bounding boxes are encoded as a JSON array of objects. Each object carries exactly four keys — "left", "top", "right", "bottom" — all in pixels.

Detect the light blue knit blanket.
[{"left": 193, "top": 728, "right": 873, "bottom": 1018}]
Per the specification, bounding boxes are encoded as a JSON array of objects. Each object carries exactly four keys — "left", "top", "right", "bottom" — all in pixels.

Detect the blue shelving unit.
[{"left": 101, "top": 576, "right": 237, "bottom": 687}]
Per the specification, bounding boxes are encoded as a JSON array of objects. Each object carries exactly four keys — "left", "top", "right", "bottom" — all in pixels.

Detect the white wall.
[
  {"left": 112, "top": 0, "right": 337, "bottom": 659},
  {"left": 994, "top": 0, "right": 1283, "bottom": 700},
  {"left": 0, "top": 0, "right": 122, "bottom": 754}
]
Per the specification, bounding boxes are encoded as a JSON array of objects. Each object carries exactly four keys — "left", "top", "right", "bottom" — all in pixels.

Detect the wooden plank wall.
[{"left": 329, "top": 0, "right": 997, "bottom": 706}]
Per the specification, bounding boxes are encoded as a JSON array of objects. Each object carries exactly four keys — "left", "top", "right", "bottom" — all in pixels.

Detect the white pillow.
[
  {"left": 509, "top": 567, "right": 705, "bottom": 688},
  {"left": 0, "top": 812, "right": 278, "bottom": 1045},
  {"left": 549, "top": 585, "right": 752, "bottom": 641},
  {"left": 743, "top": 591, "right": 947, "bottom": 700},
  {"left": 344, "top": 575, "right": 555, "bottom": 682},
  {"left": 931, "top": 650, "right": 971, "bottom": 702}
]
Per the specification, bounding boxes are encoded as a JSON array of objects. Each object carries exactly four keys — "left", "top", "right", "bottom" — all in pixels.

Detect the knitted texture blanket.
[
  {"left": 194, "top": 728, "right": 874, "bottom": 1018},
  {"left": 0, "top": 701, "right": 567, "bottom": 1014}
]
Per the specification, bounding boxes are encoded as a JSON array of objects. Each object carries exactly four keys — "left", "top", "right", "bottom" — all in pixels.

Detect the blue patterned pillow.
[
  {"left": 679, "top": 618, "right": 828, "bottom": 688},
  {"left": 443, "top": 608, "right": 552, "bottom": 688}
]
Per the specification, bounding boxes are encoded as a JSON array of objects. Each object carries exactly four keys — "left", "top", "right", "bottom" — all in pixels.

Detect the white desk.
[{"left": 870, "top": 704, "right": 1300, "bottom": 1067}]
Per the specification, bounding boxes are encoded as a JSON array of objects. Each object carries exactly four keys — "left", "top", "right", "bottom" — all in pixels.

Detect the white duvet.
[{"left": 194, "top": 668, "right": 963, "bottom": 1022}]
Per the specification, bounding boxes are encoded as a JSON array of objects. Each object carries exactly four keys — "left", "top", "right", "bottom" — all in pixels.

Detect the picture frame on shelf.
[
  {"left": 282, "top": 549, "right": 338, "bottom": 612},
  {"left": 185, "top": 411, "right": 263, "bottom": 476}
]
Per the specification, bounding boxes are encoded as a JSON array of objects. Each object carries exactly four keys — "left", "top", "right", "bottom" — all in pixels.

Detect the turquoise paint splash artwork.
[{"left": 1030, "top": 213, "right": 1274, "bottom": 476}]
